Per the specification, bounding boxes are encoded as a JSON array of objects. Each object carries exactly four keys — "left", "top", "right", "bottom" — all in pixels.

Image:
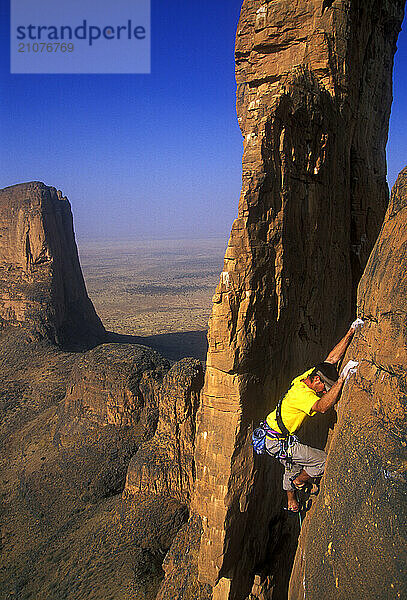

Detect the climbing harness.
[
  {"left": 273, "top": 434, "right": 298, "bottom": 468},
  {"left": 275, "top": 392, "right": 289, "bottom": 436},
  {"left": 273, "top": 394, "right": 299, "bottom": 466},
  {"left": 252, "top": 395, "right": 298, "bottom": 465},
  {"left": 252, "top": 395, "right": 304, "bottom": 527}
]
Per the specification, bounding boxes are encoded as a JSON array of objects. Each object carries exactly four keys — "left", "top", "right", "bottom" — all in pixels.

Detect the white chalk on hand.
[
  {"left": 341, "top": 360, "right": 359, "bottom": 381},
  {"left": 345, "top": 367, "right": 357, "bottom": 383},
  {"left": 351, "top": 318, "right": 364, "bottom": 330}
]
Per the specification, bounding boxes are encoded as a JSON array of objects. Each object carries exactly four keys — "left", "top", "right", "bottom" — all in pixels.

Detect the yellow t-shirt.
[{"left": 266, "top": 369, "right": 318, "bottom": 435}]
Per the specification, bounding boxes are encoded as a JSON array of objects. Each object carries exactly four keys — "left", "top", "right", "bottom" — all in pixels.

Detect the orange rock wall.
[
  {"left": 63, "top": 343, "right": 169, "bottom": 428},
  {"left": 192, "top": 1, "right": 405, "bottom": 598},
  {"left": 289, "top": 166, "right": 407, "bottom": 600}
]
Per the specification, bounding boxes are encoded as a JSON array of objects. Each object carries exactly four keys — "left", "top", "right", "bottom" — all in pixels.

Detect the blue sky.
[{"left": 0, "top": 1, "right": 406, "bottom": 241}]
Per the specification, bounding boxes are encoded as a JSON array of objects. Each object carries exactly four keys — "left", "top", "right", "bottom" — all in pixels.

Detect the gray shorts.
[{"left": 265, "top": 436, "right": 327, "bottom": 491}]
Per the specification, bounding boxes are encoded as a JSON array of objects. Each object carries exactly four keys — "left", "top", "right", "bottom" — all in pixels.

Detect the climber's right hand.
[
  {"left": 351, "top": 318, "right": 364, "bottom": 331},
  {"left": 340, "top": 359, "right": 359, "bottom": 382}
]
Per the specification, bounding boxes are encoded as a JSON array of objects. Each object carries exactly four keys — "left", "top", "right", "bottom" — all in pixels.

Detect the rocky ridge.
[
  {"left": 124, "top": 358, "right": 203, "bottom": 504},
  {"left": 63, "top": 343, "right": 168, "bottom": 429},
  {"left": 0, "top": 327, "right": 202, "bottom": 599}
]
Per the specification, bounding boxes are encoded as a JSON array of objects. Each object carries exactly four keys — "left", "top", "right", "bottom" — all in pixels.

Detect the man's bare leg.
[
  {"left": 286, "top": 490, "right": 299, "bottom": 512},
  {"left": 292, "top": 469, "right": 320, "bottom": 495},
  {"left": 287, "top": 470, "right": 310, "bottom": 511},
  {"left": 292, "top": 469, "right": 312, "bottom": 486}
]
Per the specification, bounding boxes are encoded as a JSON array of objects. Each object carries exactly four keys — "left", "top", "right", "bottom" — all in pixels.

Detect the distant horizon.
[
  {"left": 76, "top": 235, "right": 229, "bottom": 242},
  {"left": 76, "top": 235, "right": 230, "bottom": 246}
]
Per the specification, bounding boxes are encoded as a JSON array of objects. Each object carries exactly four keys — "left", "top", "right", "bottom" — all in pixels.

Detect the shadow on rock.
[{"left": 106, "top": 329, "right": 208, "bottom": 362}]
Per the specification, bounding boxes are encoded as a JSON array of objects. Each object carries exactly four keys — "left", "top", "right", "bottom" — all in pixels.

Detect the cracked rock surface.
[{"left": 124, "top": 358, "right": 203, "bottom": 504}]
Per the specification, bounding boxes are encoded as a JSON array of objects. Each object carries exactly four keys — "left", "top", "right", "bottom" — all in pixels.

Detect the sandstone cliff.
[
  {"left": 191, "top": 1, "right": 406, "bottom": 598},
  {"left": 124, "top": 358, "right": 203, "bottom": 504},
  {"left": 288, "top": 166, "right": 407, "bottom": 600},
  {"left": 0, "top": 181, "right": 105, "bottom": 349},
  {"left": 0, "top": 182, "right": 208, "bottom": 599},
  {"left": 0, "top": 175, "right": 215, "bottom": 598},
  {"left": 58, "top": 343, "right": 170, "bottom": 501}
]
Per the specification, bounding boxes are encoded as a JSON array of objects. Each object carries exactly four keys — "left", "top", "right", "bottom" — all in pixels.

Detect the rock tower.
[
  {"left": 0, "top": 181, "right": 105, "bottom": 348},
  {"left": 191, "top": 1, "right": 406, "bottom": 598}
]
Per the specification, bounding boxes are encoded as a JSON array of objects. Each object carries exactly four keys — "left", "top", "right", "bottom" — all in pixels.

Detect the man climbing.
[{"left": 265, "top": 319, "right": 363, "bottom": 512}]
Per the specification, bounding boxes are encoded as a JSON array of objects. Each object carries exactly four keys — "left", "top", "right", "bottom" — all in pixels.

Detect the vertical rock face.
[
  {"left": 192, "top": 1, "right": 405, "bottom": 597},
  {"left": 155, "top": 515, "right": 213, "bottom": 600},
  {"left": 0, "top": 181, "right": 105, "bottom": 348},
  {"left": 124, "top": 358, "right": 204, "bottom": 504},
  {"left": 289, "top": 166, "right": 407, "bottom": 600}
]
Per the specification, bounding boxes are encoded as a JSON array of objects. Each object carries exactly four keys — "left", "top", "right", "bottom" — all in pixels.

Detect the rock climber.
[{"left": 265, "top": 319, "right": 363, "bottom": 512}]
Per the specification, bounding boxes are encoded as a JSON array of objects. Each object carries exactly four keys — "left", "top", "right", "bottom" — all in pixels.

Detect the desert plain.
[{"left": 78, "top": 238, "right": 227, "bottom": 362}]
